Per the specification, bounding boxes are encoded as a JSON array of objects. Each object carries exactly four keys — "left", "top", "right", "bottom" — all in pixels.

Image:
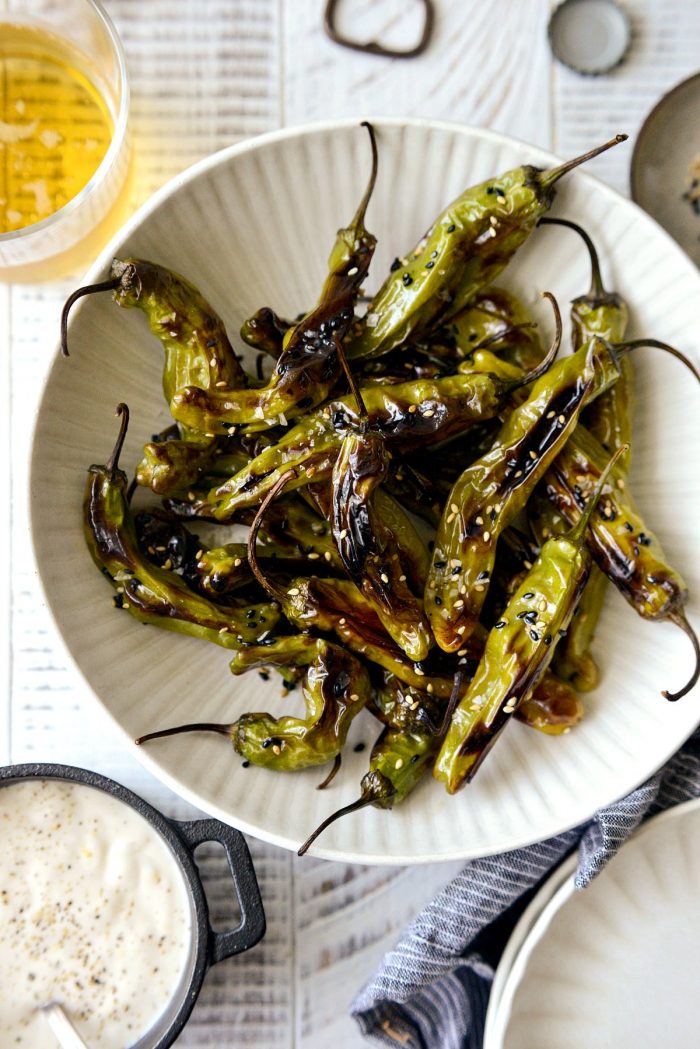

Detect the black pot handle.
[{"left": 174, "top": 818, "right": 266, "bottom": 965}]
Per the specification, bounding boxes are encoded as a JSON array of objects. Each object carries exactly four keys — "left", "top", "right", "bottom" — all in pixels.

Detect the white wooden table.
[{"left": 1, "top": 2, "right": 697, "bottom": 1045}]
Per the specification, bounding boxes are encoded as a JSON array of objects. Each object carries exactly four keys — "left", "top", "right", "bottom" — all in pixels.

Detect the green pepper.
[
  {"left": 136, "top": 635, "right": 370, "bottom": 772},
  {"left": 84, "top": 405, "right": 280, "bottom": 648},
  {"left": 347, "top": 136, "right": 626, "bottom": 360},
  {"left": 434, "top": 445, "right": 625, "bottom": 793},
  {"left": 169, "top": 124, "right": 379, "bottom": 435},
  {"left": 297, "top": 673, "right": 464, "bottom": 856},
  {"left": 536, "top": 217, "right": 631, "bottom": 690},
  {"left": 543, "top": 422, "right": 699, "bottom": 700}
]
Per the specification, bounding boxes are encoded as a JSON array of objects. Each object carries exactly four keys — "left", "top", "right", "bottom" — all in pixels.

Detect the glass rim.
[{"left": 0, "top": 0, "right": 130, "bottom": 245}]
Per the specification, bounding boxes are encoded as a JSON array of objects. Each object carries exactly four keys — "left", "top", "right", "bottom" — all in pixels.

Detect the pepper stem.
[
  {"left": 511, "top": 291, "right": 562, "bottom": 389},
  {"left": 437, "top": 670, "right": 465, "bottom": 737},
  {"left": 539, "top": 134, "right": 628, "bottom": 189},
  {"left": 105, "top": 403, "right": 130, "bottom": 480},
  {"left": 135, "top": 722, "right": 234, "bottom": 745},
  {"left": 247, "top": 469, "right": 297, "bottom": 604},
  {"left": 297, "top": 795, "right": 374, "bottom": 856},
  {"left": 60, "top": 276, "right": 121, "bottom": 357},
  {"left": 663, "top": 611, "right": 700, "bottom": 702},
  {"left": 334, "top": 333, "right": 369, "bottom": 423},
  {"left": 568, "top": 443, "right": 630, "bottom": 544},
  {"left": 613, "top": 338, "right": 700, "bottom": 384},
  {"left": 538, "top": 217, "right": 605, "bottom": 299},
  {"left": 317, "top": 753, "right": 342, "bottom": 791},
  {"left": 350, "top": 121, "right": 379, "bottom": 231}
]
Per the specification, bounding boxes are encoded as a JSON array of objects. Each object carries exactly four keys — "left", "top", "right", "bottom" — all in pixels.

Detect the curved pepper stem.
[
  {"left": 135, "top": 722, "right": 233, "bottom": 745},
  {"left": 510, "top": 290, "right": 562, "bottom": 390},
  {"left": 352, "top": 121, "right": 379, "bottom": 228},
  {"left": 612, "top": 338, "right": 700, "bottom": 384},
  {"left": 105, "top": 403, "right": 130, "bottom": 480},
  {"left": 60, "top": 275, "right": 122, "bottom": 356},
  {"left": 538, "top": 216, "right": 606, "bottom": 299},
  {"left": 568, "top": 442, "right": 629, "bottom": 544},
  {"left": 538, "top": 134, "right": 628, "bottom": 190},
  {"left": 246, "top": 468, "right": 297, "bottom": 604},
  {"left": 297, "top": 795, "right": 374, "bottom": 856},
  {"left": 663, "top": 611, "right": 700, "bottom": 702}
]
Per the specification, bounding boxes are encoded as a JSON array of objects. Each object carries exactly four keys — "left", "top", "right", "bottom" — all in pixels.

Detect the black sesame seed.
[
  {"left": 261, "top": 738, "right": 273, "bottom": 749},
  {"left": 434, "top": 596, "right": 442, "bottom": 606},
  {"left": 434, "top": 560, "right": 447, "bottom": 569},
  {"left": 477, "top": 571, "right": 490, "bottom": 582},
  {"left": 410, "top": 754, "right": 420, "bottom": 764},
  {"left": 452, "top": 565, "right": 462, "bottom": 575},
  {"left": 353, "top": 742, "right": 366, "bottom": 753},
  {"left": 425, "top": 261, "right": 435, "bottom": 269},
  {"left": 558, "top": 629, "right": 567, "bottom": 637},
  {"left": 544, "top": 635, "right": 552, "bottom": 646},
  {"left": 523, "top": 592, "right": 534, "bottom": 600},
  {"left": 242, "top": 760, "right": 250, "bottom": 768},
  {"left": 633, "top": 545, "right": 640, "bottom": 556},
  {"left": 529, "top": 630, "right": 539, "bottom": 642},
  {"left": 390, "top": 257, "right": 401, "bottom": 272},
  {"left": 431, "top": 250, "right": 438, "bottom": 258},
  {"left": 624, "top": 522, "right": 634, "bottom": 532},
  {"left": 447, "top": 223, "right": 456, "bottom": 232},
  {"left": 638, "top": 534, "right": 651, "bottom": 546},
  {"left": 494, "top": 620, "right": 506, "bottom": 629},
  {"left": 402, "top": 273, "right": 413, "bottom": 286}
]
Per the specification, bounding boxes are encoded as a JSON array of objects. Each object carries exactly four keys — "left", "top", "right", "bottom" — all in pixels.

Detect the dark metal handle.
[
  {"left": 175, "top": 819, "right": 266, "bottom": 966},
  {"left": 324, "top": 0, "right": 435, "bottom": 59}
]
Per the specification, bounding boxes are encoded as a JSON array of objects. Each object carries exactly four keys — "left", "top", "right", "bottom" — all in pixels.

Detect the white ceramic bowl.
[
  {"left": 485, "top": 799, "right": 700, "bottom": 1049},
  {"left": 31, "top": 118, "right": 700, "bottom": 863}
]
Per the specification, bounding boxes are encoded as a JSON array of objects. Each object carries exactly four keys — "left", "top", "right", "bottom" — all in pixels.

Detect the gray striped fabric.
[{"left": 352, "top": 729, "right": 700, "bottom": 1049}]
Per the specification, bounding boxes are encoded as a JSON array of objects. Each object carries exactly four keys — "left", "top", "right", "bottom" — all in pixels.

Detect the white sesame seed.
[
  {"left": 446, "top": 512, "right": 456, "bottom": 524},
  {"left": 558, "top": 414, "right": 566, "bottom": 424},
  {"left": 308, "top": 552, "right": 320, "bottom": 560},
  {"left": 272, "top": 744, "right": 281, "bottom": 756},
  {"left": 423, "top": 409, "right": 435, "bottom": 418},
  {"left": 324, "top": 552, "right": 332, "bottom": 561},
  {"left": 287, "top": 588, "right": 300, "bottom": 596},
  {"left": 529, "top": 450, "right": 537, "bottom": 460},
  {"left": 380, "top": 573, "right": 389, "bottom": 583},
  {"left": 414, "top": 666, "right": 425, "bottom": 676},
  {"left": 399, "top": 574, "right": 407, "bottom": 581},
  {"left": 233, "top": 558, "right": 242, "bottom": 567},
  {"left": 451, "top": 503, "right": 459, "bottom": 514},
  {"left": 476, "top": 516, "right": 483, "bottom": 525},
  {"left": 216, "top": 380, "right": 227, "bottom": 388},
  {"left": 395, "top": 758, "right": 404, "bottom": 769},
  {"left": 426, "top": 683, "right": 434, "bottom": 693},
  {"left": 339, "top": 529, "right": 348, "bottom": 540},
  {"left": 483, "top": 530, "right": 491, "bottom": 542}
]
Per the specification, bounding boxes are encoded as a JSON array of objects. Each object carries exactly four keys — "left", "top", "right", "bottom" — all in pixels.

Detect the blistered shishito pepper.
[
  {"left": 297, "top": 673, "right": 465, "bottom": 855},
  {"left": 84, "top": 405, "right": 280, "bottom": 647},
  {"left": 196, "top": 350, "right": 558, "bottom": 521},
  {"left": 434, "top": 447, "right": 625, "bottom": 793},
  {"left": 136, "top": 635, "right": 370, "bottom": 772},
  {"left": 328, "top": 348, "right": 432, "bottom": 661},
  {"left": 540, "top": 216, "right": 632, "bottom": 467},
  {"left": 169, "top": 124, "right": 379, "bottom": 435},
  {"left": 537, "top": 216, "right": 631, "bottom": 690},
  {"left": 543, "top": 422, "right": 699, "bottom": 701},
  {"left": 347, "top": 136, "right": 627, "bottom": 360}
]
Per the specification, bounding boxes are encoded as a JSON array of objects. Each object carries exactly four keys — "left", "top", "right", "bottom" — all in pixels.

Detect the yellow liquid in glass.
[{"left": 0, "top": 24, "right": 114, "bottom": 234}]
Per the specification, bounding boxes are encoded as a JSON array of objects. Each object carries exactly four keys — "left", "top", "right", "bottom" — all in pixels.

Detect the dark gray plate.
[{"left": 631, "top": 72, "right": 700, "bottom": 267}]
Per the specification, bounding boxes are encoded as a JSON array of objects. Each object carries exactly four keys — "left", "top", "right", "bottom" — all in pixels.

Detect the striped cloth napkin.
[{"left": 351, "top": 728, "right": 700, "bottom": 1049}]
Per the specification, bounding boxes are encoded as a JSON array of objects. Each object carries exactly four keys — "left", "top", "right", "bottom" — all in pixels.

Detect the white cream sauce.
[{"left": 0, "top": 779, "right": 193, "bottom": 1048}]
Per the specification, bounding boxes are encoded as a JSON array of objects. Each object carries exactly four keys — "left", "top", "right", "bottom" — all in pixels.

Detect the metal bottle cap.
[{"left": 548, "top": 0, "right": 631, "bottom": 76}]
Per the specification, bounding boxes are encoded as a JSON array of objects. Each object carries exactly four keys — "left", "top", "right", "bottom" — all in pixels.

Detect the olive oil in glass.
[
  {"left": 0, "top": 3, "right": 130, "bottom": 281},
  {"left": 0, "top": 24, "right": 114, "bottom": 234}
]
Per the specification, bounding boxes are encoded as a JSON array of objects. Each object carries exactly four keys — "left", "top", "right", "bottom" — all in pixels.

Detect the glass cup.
[{"left": 0, "top": 0, "right": 131, "bottom": 281}]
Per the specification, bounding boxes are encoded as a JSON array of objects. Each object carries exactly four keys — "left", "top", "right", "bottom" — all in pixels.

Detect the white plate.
[
  {"left": 487, "top": 798, "right": 700, "bottom": 1048},
  {"left": 30, "top": 118, "right": 700, "bottom": 863}
]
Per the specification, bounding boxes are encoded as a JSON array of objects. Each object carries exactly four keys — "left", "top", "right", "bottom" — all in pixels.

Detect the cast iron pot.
[{"left": 0, "top": 762, "right": 266, "bottom": 1048}]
